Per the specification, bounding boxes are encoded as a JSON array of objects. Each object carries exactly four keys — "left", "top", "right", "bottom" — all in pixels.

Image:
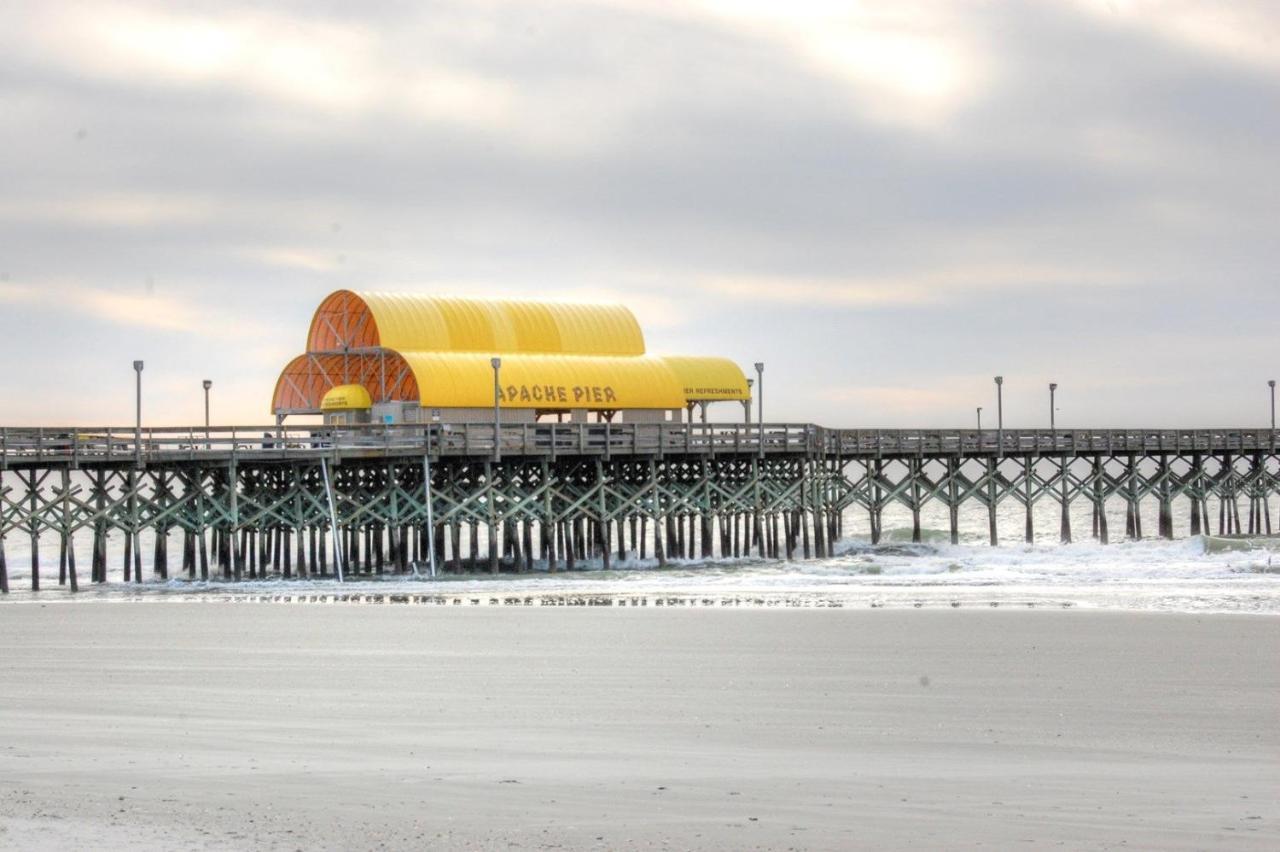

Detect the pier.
[{"left": 1, "top": 422, "right": 1277, "bottom": 593}]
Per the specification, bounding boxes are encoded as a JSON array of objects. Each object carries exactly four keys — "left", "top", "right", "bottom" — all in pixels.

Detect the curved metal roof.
[
  {"left": 275, "top": 290, "right": 750, "bottom": 414},
  {"left": 272, "top": 351, "right": 420, "bottom": 413},
  {"left": 273, "top": 350, "right": 693, "bottom": 411},
  {"left": 307, "top": 290, "right": 645, "bottom": 356},
  {"left": 399, "top": 351, "right": 685, "bottom": 410},
  {"left": 661, "top": 356, "right": 752, "bottom": 402}
]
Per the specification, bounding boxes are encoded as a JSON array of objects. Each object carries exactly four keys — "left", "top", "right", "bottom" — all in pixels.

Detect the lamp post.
[
  {"left": 133, "top": 360, "right": 144, "bottom": 467},
  {"left": 203, "top": 379, "right": 212, "bottom": 447},
  {"left": 994, "top": 375, "right": 1004, "bottom": 457},
  {"left": 976, "top": 406, "right": 983, "bottom": 431},
  {"left": 1270, "top": 380, "right": 1276, "bottom": 448},
  {"left": 754, "top": 362, "right": 764, "bottom": 456},
  {"left": 1049, "top": 382, "right": 1058, "bottom": 432},
  {"left": 491, "top": 357, "right": 502, "bottom": 462}
]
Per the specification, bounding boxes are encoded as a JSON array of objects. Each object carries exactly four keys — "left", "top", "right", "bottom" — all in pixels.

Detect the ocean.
[{"left": 2, "top": 495, "right": 1277, "bottom": 613}]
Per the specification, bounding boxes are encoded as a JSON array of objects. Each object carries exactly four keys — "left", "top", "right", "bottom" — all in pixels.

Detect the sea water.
[{"left": 2, "top": 494, "right": 1278, "bottom": 613}]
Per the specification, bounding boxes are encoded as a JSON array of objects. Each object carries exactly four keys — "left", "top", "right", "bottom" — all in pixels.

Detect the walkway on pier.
[{"left": 2, "top": 423, "right": 1277, "bottom": 466}]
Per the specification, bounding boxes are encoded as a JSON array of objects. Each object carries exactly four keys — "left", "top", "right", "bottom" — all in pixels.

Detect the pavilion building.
[{"left": 271, "top": 290, "right": 751, "bottom": 425}]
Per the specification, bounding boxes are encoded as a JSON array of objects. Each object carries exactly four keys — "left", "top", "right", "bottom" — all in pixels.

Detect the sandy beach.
[{"left": 0, "top": 605, "right": 1276, "bottom": 850}]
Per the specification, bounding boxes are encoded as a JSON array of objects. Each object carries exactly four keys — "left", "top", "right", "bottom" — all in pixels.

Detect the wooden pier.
[{"left": 1, "top": 422, "right": 1277, "bottom": 593}]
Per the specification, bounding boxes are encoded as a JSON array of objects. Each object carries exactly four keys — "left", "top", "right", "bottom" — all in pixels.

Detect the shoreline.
[
  {"left": 2, "top": 579, "right": 1278, "bottom": 615},
  {"left": 2, "top": 606, "right": 1277, "bottom": 850}
]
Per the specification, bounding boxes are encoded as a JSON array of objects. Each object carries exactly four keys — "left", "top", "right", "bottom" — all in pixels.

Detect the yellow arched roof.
[
  {"left": 402, "top": 352, "right": 686, "bottom": 410},
  {"left": 661, "top": 356, "right": 751, "bottom": 402},
  {"left": 307, "top": 290, "right": 646, "bottom": 356},
  {"left": 271, "top": 351, "right": 744, "bottom": 412},
  {"left": 273, "top": 290, "right": 750, "bottom": 414}
]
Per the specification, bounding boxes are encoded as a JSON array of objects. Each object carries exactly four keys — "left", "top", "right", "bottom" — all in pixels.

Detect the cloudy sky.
[{"left": 1, "top": 1, "right": 1277, "bottom": 428}]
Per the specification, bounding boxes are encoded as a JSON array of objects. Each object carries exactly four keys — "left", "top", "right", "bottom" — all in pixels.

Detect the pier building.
[{"left": 272, "top": 290, "right": 750, "bottom": 426}]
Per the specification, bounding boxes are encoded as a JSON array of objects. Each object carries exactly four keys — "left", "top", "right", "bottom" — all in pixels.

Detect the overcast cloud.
[{"left": 1, "top": 0, "right": 1277, "bottom": 427}]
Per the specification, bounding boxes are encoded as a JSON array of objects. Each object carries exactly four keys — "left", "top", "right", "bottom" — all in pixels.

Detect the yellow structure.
[
  {"left": 320, "top": 384, "right": 373, "bottom": 412},
  {"left": 273, "top": 290, "right": 750, "bottom": 423}
]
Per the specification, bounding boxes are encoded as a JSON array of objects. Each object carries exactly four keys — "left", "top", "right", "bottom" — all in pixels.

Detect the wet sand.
[{"left": 0, "top": 605, "right": 1276, "bottom": 850}]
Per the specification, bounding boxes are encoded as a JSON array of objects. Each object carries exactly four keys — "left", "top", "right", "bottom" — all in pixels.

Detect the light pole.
[
  {"left": 1049, "top": 382, "right": 1057, "bottom": 431},
  {"left": 203, "top": 379, "right": 212, "bottom": 447},
  {"left": 133, "top": 360, "right": 144, "bottom": 467},
  {"left": 754, "top": 362, "right": 764, "bottom": 456},
  {"left": 994, "top": 375, "right": 1004, "bottom": 456},
  {"left": 491, "top": 357, "right": 502, "bottom": 462},
  {"left": 1270, "top": 380, "right": 1276, "bottom": 447},
  {"left": 976, "top": 406, "right": 983, "bottom": 431}
]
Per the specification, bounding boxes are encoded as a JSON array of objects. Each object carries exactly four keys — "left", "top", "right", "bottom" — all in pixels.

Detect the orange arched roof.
[{"left": 273, "top": 351, "right": 419, "bottom": 413}]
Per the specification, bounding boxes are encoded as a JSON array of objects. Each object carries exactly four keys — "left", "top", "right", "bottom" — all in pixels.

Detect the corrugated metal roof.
[
  {"left": 278, "top": 290, "right": 748, "bottom": 414},
  {"left": 306, "top": 290, "right": 645, "bottom": 355},
  {"left": 400, "top": 352, "right": 684, "bottom": 409},
  {"left": 660, "top": 356, "right": 751, "bottom": 401}
]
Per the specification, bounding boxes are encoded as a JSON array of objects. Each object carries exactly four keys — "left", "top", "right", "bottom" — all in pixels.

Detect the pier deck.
[{"left": 2, "top": 423, "right": 1277, "bottom": 467}]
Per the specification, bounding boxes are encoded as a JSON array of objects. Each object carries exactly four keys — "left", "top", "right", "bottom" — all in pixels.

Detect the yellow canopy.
[
  {"left": 661, "top": 356, "right": 751, "bottom": 401},
  {"left": 402, "top": 352, "right": 685, "bottom": 410},
  {"left": 274, "top": 290, "right": 751, "bottom": 414},
  {"left": 308, "top": 290, "right": 646, "bottom": 356},
  {"left": 321, "top": 384, "right": 373, "bottom": 411}
]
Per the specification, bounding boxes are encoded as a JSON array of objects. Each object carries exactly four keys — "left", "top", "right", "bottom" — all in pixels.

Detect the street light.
[
  {"left": 994, "top": 376, "right": 1004, "bottom": 456},
  {"left": 133, "top": 360, "right": 144, "bottom": 466},
  {"left": 1049, "top": 382, "right": 1058, "bottom": 431},
  {"left": 976, "top": 406, "right": 983, "bottom": 431},
  {"left": 203, "top": 379, "right": 212, "bottom": 446},
  {"left": 754, "top": 362, "right": 764, "bottom": 456},
  {"left": 1270, "top": 380, "right": 1276, "bottom": 442},
  {"left": 491, "top": 357, "right": 502, "bottom": 461}
]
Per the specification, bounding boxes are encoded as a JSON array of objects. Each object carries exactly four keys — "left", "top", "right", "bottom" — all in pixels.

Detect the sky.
[{"left": 1, "top": 0, "right": 1277, "bottom": 428}]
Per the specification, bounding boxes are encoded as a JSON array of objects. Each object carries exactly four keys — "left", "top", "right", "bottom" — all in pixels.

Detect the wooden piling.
[
  {"left": 867, "top": 460, "right": 882, "bottom": 545},
  {"left": 987, "top": 458, "right": 999, "bottom": 547},
  {"left": 0, "top": 469, "right": 6, "bottom": 593},
  {"left": 911, "top": 460, "right": 923, "bottom": 544},
  {"left": 1059, "top": 458, "right": 1072, "bottom": 544},
  {"left": 1024, "top": 457, "right": 1035, "bottom": 544},
  {"left": 29, "top": 471, "right": 40, "bottom": 591},
  {"left": 948, "top": 458, "right": 960, "bottom": 546},
  {"left": 1189, "top": 463, "right": 1202, "bottom": 536}
]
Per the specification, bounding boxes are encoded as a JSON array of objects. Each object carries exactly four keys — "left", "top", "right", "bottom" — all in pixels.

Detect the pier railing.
[{"left": 1, "top": 424, "right": 1277, "bottom": 467}]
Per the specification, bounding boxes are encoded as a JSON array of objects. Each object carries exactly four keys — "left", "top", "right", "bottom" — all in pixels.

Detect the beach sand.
[{"left": 0, "top": 604, "right": 1275, "bottom": 850}]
